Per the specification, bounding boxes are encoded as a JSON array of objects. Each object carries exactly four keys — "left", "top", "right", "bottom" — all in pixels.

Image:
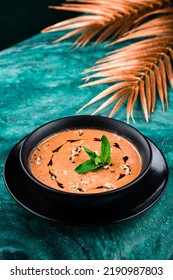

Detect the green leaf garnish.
[
  {"left": 75, "top": 159, "right": 104, "bottom": 174},
  {"left": 100, "top": 135, "right": 111, "bottom": 164},
  {"left": 75, "top": 135, "right": 111, "bottom": 174},
  {"left": 83, "top": 146, "right": 97, "bottom": 160},
  {"left": 94, "top": 155, "right": 102, "bottom": 165}
]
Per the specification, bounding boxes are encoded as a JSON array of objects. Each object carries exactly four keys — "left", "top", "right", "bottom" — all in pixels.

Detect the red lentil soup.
[{"left": 29, "top": 129, "right": 142, "bottom": 194}]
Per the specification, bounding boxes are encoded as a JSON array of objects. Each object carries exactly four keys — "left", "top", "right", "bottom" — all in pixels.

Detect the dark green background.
[
  {"left": 1, "top": 0, "right": 173, "bottom": 51},
  {"left": 0, "top": 0, "right": 78, "bottom": 51}
]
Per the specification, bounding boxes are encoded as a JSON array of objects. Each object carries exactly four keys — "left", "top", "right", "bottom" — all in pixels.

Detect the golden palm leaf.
[
  {"left": 77, "top": 7, "right": 173, "bottom": 122},
  {"left": 42, "top": 0, "right": 171, "bottom": 47}
]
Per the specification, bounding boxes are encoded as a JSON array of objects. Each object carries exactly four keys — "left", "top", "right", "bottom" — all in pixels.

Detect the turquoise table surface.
[{"left": 0, "top": 32, "right": 173, "bottom": 260}]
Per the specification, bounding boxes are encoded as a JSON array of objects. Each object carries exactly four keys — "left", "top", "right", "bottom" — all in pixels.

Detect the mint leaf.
[
  {"left": 83, "top": 146, "right": 97, "bottom": 160},
  {"left": 75, "top": 159, "right": 104, "bottom": 174},
  {"left": 94, "top": 155, "right": 102, "bottom": 165},
  {"left": 100, "top": 135, "right": 111, "bottom": 164},
  {"left": 75, "top": 135, "right": 111, "bottom": 174}
]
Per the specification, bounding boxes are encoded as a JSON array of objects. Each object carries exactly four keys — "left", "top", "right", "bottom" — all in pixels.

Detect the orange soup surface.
[{"left": 29, "top": 129, "right": 142, "bottom": 193}]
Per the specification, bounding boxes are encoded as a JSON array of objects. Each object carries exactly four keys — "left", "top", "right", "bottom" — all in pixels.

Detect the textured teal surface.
[{"left": 0, "top": 32, "right": 173, "bottom": 260}]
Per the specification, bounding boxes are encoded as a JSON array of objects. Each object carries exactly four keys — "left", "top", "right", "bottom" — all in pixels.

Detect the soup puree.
[{"left": 29, "top": 129, "right": 142, "bottom": 193}]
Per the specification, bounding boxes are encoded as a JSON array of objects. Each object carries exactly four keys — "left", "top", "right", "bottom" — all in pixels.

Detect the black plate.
[{"left": 3, "top": 137, "right": 168, "bottom": 226}]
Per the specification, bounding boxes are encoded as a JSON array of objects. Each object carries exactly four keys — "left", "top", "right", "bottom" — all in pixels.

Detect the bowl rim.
[{"left": 19, "top": 115, "right": 152, "bottom": 197}]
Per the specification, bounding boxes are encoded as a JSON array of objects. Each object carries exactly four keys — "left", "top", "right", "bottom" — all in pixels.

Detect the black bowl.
[{"left": 19, "top": 115, "right": 152, "bottom": 211}]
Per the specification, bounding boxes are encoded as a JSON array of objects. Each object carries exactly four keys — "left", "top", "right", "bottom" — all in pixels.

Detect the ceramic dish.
[{"left": 3, "top": 116, "right": 168, "bottom": 225}]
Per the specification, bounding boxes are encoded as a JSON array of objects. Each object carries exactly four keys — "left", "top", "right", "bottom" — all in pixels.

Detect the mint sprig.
[
  {"left": 75, "top": 135, "right": 111, "bottom": 174},
  {"left": 100, "top": 134, "right": 111, "bottom": 164}
]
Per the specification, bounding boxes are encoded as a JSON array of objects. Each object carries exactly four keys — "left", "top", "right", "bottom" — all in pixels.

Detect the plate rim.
[{"left": 3, "top": 136, "right": 169, "bottom": 226}]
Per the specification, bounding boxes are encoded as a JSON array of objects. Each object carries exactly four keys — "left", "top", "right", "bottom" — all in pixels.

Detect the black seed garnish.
[
  {"left": 52, "top": 144, "right": 63, "bottom": 153},
  {"left": 110, "top": 163, "right": 113, "bottom": 166},
  {"left": 47, "top": 155, "right": 54, "bottom": 166},
  {"left": 49, "top": 171, "right": 57, "bottom": 181},
  {"left": 67, "top": 139, "right": 81, "bottom": 143},
  {"left": 93, "top": 137, "right": 101, "bottom": 141},
  {"left": 57, "top": 181, "right": 64, "bottom": 188},
  {"left": 103, "top": 166, "right": 109, "bottom": 169},
  {"left": 96, "top": 186, "right": 104, "bottom": 189},
  {"left": 121, "top": 164, "right": 131, "bottom": 174},
  {"left": 123, "top": 156, "right": 129, "bottom": 163},
  {"left": 78, "top": 130, "right": 83, "bottom": 136},
  {"left": 77, "top": 187, "right": 84, "bottom": 192},
  {"left": 126, "top": 165, "right": 131, "bottom": 174},
  {"left": 111, "top": 170, "right": 115, "bottom": 173},
  {"left": 117, "top": 174, "right": 125, "bottom": 180},
  {"left": 36, "top": 147, "right": 41, "bottom": 151},
  {"left": 113, "top": 143, "right": 121, "bottom": 150}
]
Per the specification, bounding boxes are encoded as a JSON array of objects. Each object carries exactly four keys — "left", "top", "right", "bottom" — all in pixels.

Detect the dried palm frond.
[
  {"left": 77, "top": 8, "right": 173, "bottom": 122},
  {"left": 42, "top": 0, "right": 171, "bottom": 47}
]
